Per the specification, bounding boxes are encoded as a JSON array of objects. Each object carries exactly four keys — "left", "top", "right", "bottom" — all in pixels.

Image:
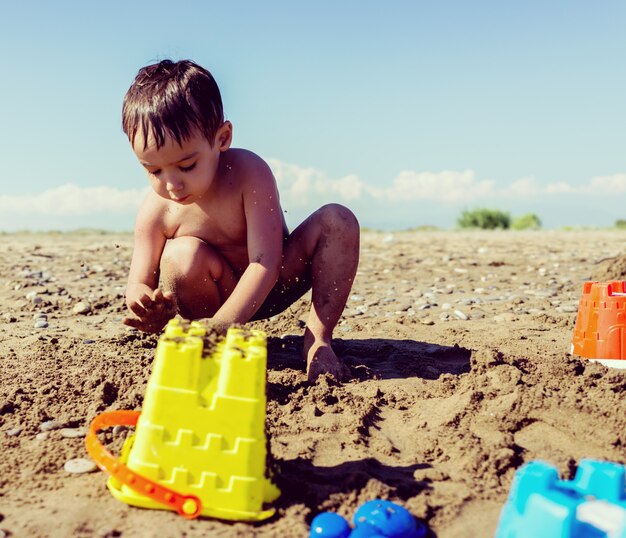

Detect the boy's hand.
[{"left": 123, "top": 288, "right": 176, "bottom": 333}]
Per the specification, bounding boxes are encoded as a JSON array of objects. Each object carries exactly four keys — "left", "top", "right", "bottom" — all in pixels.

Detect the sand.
[{"left": 0, "top": 230, "right": 624, "bottom": 538}]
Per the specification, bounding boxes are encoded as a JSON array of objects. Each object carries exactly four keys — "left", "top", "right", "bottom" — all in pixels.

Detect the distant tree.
[
  {"left": 615, "top": 220, "right": 626, "bottom": 229},
  {"left": 512, "top": 213, "right": 542, "bottom": 230},
  {"left": 457, "top": 208, "right": 511, "bottom": 230}
]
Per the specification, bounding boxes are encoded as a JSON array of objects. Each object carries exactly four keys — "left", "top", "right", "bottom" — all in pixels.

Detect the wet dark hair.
[{"left": 122, "top": 59, "right": 224, "bottom": 150}]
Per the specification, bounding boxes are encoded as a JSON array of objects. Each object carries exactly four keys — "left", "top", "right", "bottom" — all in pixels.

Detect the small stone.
[
  {"left": 394, "top": 301, "right": 414, "bottom": 312},
  {"left": 72, "top": 301, "right": 91, "bottom": 315},
  {"left": 6, "top": 427, "right": 23, "bottom": 436},
  {"left": 453, "top": 310, "right": 469, "bottom": 320},
  {"left": 441, "top": 303, "right": 453, "bottom": 311},
  {"left": 29, "top": 294, "right": 43, "bottom": 305},
  {"left": 112, "top": 425, "right": 127, "bottom": 436},
  {"left": 3, "top": 313, "right": 17, "bottom": 323},
  {"left": 64, "top": 458, "right": 97, "bottom": 474},
  {"left": 420, "top": 319, "right": 435, "bottom": 325},
  {"left": 34, "top": 319, "right": 49, "bottom": 329},
  {"left": 36, "top": 432, "right": 50, "bottom": 440},
  {"left": 60, "top": 427, "right": 88, "bottom": 439},
  {"left": 494, "top": 313, "right": 518, "bottom": 323},
  {"left": 40, "top": 420, "right": 63, "bottom": 432}
]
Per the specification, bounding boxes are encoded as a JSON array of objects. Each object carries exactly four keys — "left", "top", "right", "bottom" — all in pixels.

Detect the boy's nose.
[{"left": 165, "top": 177, "right": 183, "bottom": 193}]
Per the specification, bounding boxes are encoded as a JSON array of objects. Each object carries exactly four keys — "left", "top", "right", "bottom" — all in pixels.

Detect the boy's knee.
[
  {"left": 161, "top": 236, "right": 222, "bottom": 278},
  {"left": 318, "top": 204, "right": 360, "bottom": 235}
]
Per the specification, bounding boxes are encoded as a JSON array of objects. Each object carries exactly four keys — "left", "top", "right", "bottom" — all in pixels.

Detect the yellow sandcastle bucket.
[{"left": 86, "top": 319, "right": 280, "bottom": 520}]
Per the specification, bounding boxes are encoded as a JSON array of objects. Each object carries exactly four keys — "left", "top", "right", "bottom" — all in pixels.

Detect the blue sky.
[{"left": 1, "top": 1, "right": 625, "bottom": 231}]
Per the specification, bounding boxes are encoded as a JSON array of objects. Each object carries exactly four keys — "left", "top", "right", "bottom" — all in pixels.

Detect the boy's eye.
[
  {"left": 179, "top": 163, "right": 196, "bottom": 173},
  {"left": 148, "top": 169, "right": 161, "bottom": 176}
]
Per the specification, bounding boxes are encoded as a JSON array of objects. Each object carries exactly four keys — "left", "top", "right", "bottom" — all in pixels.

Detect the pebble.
[
  {"left": 72, "top": 301, "right": 91, "bottom": 315},
  {"left": 494, "top": 313, "right": 518, "bottom": 323},
  {"left": 64, "top": 458, "right": 97, "bottom": 474},
  {"left": 559, "top": 304, "right": 579, "bottom": 313},
  {"left": 27, "top": 292, "right": 43, "bottom": 305},
  {"left": 40, "top": 419, "right": 63, "bottom": 432},
  {"left": 112, "top": 425, "right": 127, "bottom": 436},
  {"left": 60, "top": 427, "right": 88, "bottom": 438},
  {"left": 420, "top": 319, "right": 435, "bottom": 325},
  {"left": 6, "top": 427, "right": 23, "bottom": 436},
  {"left": 3, "top": 313, "right": 17, "bottom": 323},
  {"left": 36, "top": 432, "right": 50, "bottom": 440},
  {"left": 34, "top": 319, "right": 49, "bottom": 329},
  {"left": 453, "top": 310, "right": 469, "bottom": 320},
  {"left": 394, "top": 301, "right": 414, "bottom": 312}
]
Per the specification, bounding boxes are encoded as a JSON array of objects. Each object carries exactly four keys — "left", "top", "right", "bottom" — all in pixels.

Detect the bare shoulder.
[
  {"left": 135, "top": 191, "right": 169, "bottom": 236},
  {"left": 228, "top": 148, "right": 276, "bottom": 190}
]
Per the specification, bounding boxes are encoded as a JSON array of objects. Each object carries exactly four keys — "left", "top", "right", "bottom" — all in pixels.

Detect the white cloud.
[
  {"left": 269, "top": 160, "right": 499, "bottom": 204},
  {"left": 3, "top": 166, "right": 625, "bottom": 232},
  {"left": 0, "top": 184, "right": 148, "bottom": 215},
  {"left": 499, "top": 173, "right": 626, "bottom": 198},
  {"left": 268, "top": 159, "right": 368, "bottom": 206},
  {"left": 588, "top": 173, "right": 626, "bottom": 193},
  {"left": 374, "top": 169, "right": 496, "bottom": 203}
]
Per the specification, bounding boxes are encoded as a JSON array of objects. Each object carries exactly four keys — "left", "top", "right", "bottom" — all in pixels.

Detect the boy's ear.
[{"left": 216, "top": 121, "right": 232, "bottom": 151}]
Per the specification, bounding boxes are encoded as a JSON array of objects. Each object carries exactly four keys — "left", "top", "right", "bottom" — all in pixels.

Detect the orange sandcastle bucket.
[{"left": 571, "top": 280, "right": 626, "bottom": 368}]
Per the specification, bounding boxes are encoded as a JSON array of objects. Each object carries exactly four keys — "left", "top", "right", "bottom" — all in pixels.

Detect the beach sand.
[{"left": 0, "top": 230, "right": 624, "bottom": 537}]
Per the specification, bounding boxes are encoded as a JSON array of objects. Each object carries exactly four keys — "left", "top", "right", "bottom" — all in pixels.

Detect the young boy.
[{"left": 121, "top": 59, "right": 360, "bottom": 382}]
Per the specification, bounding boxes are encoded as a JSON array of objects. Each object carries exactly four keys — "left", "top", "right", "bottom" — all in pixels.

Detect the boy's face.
[{"left": 132, "top": 123, "right": 232, "bottom": 204}]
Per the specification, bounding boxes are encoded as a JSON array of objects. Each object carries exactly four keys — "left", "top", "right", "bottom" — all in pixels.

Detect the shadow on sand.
[
  {"left": 267, "top": 336, "right": 471, "bottom": 381},
  {"left": 266, "top": 457, "right": 438, "bottom": 536}
]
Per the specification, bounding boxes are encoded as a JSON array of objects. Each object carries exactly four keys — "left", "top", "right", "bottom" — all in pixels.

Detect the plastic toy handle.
[{"left": 85, "top": 410, "right": 202, "bottom": 519}]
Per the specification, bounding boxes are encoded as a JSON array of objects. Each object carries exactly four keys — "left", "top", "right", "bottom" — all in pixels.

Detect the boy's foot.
[{"left": 304, "top": 337, "right": 351, "bottom": 383}]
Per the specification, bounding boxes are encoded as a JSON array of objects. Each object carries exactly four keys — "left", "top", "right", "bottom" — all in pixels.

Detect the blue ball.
[
  {"left": 353, "top": 500, "right": 426, "bottom": 538},
  {"left": 310, "top": 512, "right": 352, "bottom": 538}
]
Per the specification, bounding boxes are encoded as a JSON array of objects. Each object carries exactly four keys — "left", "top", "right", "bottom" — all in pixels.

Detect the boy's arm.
[
  {"left": 211, "top": 158, "right": 284, "bottom": 327},
  {"left": 123, "top": 200, "right": 175, "bottom": 332}
]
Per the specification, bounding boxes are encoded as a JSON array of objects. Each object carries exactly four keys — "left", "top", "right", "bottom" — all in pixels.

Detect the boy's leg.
[
  {"left": 254, "top": 204, "right": 360, "bottom": 382},
  {"left": 160, "top": 236, "right": 238, "bottom": 320}
]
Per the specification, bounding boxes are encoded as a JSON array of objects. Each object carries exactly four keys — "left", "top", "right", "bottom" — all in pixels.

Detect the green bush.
[
  {"left": 511, "top": 213, "right": 542, "bottom": 230},
  {"left": 457, "top": 208, "right": 511, "bottom": 230},
  {"left": 615, "top": 220, "right": 626, "bottom": 229}
]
